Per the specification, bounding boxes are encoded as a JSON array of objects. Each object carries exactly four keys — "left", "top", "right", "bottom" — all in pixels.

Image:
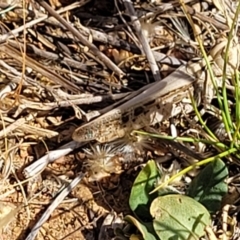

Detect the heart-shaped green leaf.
[
  {"left": 150, "top": 194, "right": 211, "bottom": 240},
  {"left": 129, "top": 160, "right": 160, "bottom": 219},
  {"left": 186, "top": 159, "right": 228, "bottom": 213}
]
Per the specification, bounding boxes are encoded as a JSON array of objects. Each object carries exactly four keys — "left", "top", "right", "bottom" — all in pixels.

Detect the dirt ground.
[
  {"left": 0, "top": 0, "right": 240, "bottom": 239},
  {"left": 0, "top": 148, "right": 141, "bottom": 239}
]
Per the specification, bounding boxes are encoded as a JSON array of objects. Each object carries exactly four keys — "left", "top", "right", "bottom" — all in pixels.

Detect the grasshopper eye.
[{"left": 72, "top": 126, "right": 96, "bottom": 142}]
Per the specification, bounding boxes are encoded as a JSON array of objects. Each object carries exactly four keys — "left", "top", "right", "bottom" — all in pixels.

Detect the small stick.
[
  {"left": 36, "top": 0, "right": 124, "bottom": 77},
  {"left": 0, "top": 2, "right": 84, "bottom": 42},
  {"left": 25, "top": 173, "right": 85, "bottom": 240},
  {"left": 0, "top": 113, "right": 36, "bottom": 139},
  {"left": 122, "top": 0, "right": 161, "bottom": 81}
]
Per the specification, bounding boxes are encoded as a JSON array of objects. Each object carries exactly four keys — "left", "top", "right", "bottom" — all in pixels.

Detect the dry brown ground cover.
[{"left": 0, "top": 0, "right": 240, "bottom": 239}]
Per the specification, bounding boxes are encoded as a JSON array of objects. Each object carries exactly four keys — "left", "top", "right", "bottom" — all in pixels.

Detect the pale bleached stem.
[
  {"left": 0, "top": 114, "right": 36, "bottom": 139},
  {"left": 122, "top": 0, "right": 161, "bottom": 81},
  {"left": 25, "top": 173, "right": 85, "bottom": 240},
  {"left": 23, "top": 141, "right": 85, "bottom": 178}
]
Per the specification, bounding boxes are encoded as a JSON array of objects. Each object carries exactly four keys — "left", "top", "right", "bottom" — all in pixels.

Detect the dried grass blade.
[
  {"left": 36, "top": 0, "right": 124, "bottom": 77},
  {"left": 25, "top": 173, "right": 85, "bottom": 240},
  {"left": 0, "top": 44, "right": 80, "bottom": 93}
]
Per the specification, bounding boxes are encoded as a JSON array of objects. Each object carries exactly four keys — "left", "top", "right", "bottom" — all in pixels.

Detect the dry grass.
[{"left": 0, "top": 0, "right": 239, "bottom": 239}]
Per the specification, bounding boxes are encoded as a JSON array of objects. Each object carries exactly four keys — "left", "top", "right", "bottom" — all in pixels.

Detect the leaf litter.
[{"left": 0, "top": 0, "right": 239, "bottom": 239}]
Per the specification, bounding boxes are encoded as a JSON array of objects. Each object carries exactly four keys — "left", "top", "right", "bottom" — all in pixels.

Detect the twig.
[
  {"left": 76, "top": 22, "right": 141, "bottom": 53},
  {"left": 0, "top": 44, "right": 80, "bottom": 93},
  {"left": 0, "top": 59, "right": 46, "bottom": 89},
  {"left": 25, "top": 173, "right": 85, "bottom": 240},
  {"left": 51, "top": 89, "right": 129, "bottom": 101},
  {"left": 0, "top": 2, "right": 85, "bottom": 42},
  {"left": 114, "top": 0, "right": 139, "bottom": 47},
  {"left": 36, "top": 0, "right": 124, "bottom": 77},
  {"left": 2, "top": 116, "right": 59, "bottom": 138},
  {"left": 9, "top": 41, "right": 109, "bottom": 78},
  {"left": 17, "top": 95, "right": 123, "bottom": 110},
  {"left": 57, "top": 24, "right": 185, "bottom": 66},
  {"left": 10, "top": 92, "right": 129, "bottom": 118},
  {"left": 122, "top": 0, "right": 161, "bottom": 81},
  {"left": 0, "top": 113, "right": 36, "bottom": 139}
]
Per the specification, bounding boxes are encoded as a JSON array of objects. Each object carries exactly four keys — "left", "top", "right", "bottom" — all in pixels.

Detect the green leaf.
[
  {"left": 129, "top": 160, "right": 160, "bottom": 219},
  {"left": 186, "top": 159, "right": 228, "bottom": 213},
  {"left": 150, "top": 194, "right": 211, "bottom": 240},
  {"left": 125, "top": 215, "right": 158, "bottom": 240}
]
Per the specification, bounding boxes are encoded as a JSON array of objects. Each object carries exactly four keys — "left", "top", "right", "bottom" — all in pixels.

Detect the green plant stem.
[
  {"left": 180, "top": 0, "right": 231, "bottom": 144},
  {"left": 189, "top": 90, "right": 218, "bottom": 141},
  {"left": 150, "top": 148, "right": 237, "bottom": 194},
  {"left": 222, "top": 1, "right": 240, "bottom": 137},
  {"left": 232, "top": 70, "right": 240, "bottom": 148},
  {"left": 133, "top": 130, "right": 228, "bottom": 149}
]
